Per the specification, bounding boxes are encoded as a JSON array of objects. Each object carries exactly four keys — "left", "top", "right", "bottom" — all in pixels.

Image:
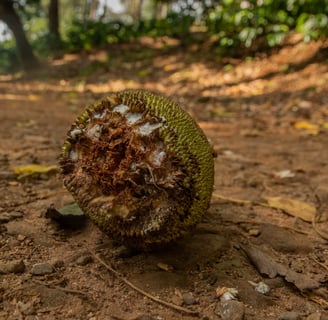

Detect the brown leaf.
[
  {"left": 241, "top": 244, "right": 320, "bottom": 292},
  {"left": 264, "top": 196, "right": 315, "bottom": 222}
]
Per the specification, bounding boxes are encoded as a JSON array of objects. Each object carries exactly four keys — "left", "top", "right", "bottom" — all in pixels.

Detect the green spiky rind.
[
  {"left": 61, "top": 90, "right": 214, "bottom": 249},
  {"left": 117, "top": 90, "right": 214, "bottom": 227}
]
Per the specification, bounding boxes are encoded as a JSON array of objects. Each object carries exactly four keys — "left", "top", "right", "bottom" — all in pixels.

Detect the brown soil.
[{"left": 0, "top": 37, "right": 327, "bottom": 320}]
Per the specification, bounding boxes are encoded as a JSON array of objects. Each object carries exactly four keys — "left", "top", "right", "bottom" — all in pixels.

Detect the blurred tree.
[
  {"left": 155, "top": 0, "right": 170, "bottom": 19},
  {"left": 121, "top": 0, "right": 145, "bottom": 21},
  {"left": 0, "top": 0, "right": 39, "bottom": 70},
  {"left": 48, "top": 0, "right": 62, "bottom": 55}
]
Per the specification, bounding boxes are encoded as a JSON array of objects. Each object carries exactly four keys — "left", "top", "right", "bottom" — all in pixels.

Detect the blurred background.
[{"left": 0, "top": 0, "right": 327, "bottom": 73}]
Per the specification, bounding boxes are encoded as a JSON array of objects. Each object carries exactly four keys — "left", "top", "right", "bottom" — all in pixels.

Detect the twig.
[
  {"left": 32, "top": 279, "right": 88, "bottom": 297},
  {"left": 85, "top": 244, "right": 200, "bottom": 317}
]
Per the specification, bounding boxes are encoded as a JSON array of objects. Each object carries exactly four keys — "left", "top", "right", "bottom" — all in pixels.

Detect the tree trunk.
[
  {"left": 0, "top": 0, "right": 39, "bottom": 70},
  {"left": 89, "top": 0, "right": 99, "bottom": 21},
  {"left": 136, "top": 0, "right": 144, "bottom": 21},
  {"left": 48, "top": 0, "right": 62, "bottom": 55}
]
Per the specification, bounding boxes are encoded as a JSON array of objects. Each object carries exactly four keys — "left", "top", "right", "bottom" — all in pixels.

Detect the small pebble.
[
  {"left": 215, "top": 300, "right": 245, "bottom": 320},
  {"left": 75, "top": 255, "right": 93, "bottom": 266},
  {"left": 7, "top": 238, "right": 20, "bottom": 248},
  {"left": 182, "top": 292, "right": 196, "bottom": 305},
  {"left": 17, "top": 234, "right": 26, "bottom": 241},
  {"left": 30, "top": 262, "right": 54, "bottom": 275},
  {"left": 157, "top": 262, "right": 174, "bottom": 272},
  {"left": 10, "top": 211, "right": 24, "bottom": 219},
  {"left": 0, "top": 211, "right": 23, "bottom": 223},
  {"left": 248, "top": 229, "right": 261, "bottom": 237},
  {"left": 248, "top": 281, "right": 270, "bottom": 294},
  {"left": 17, "top": 301, "right": 34, "bottom": 315},
  {"left": 254, "top": 281, "right": 270, "bottom": 294},
  {"left": 0, "top": 259, "right": 25, "bottom": 274},
  {"left": 0, "top": 213, "right": 11, "bottom": 223},
  {"left": 279, "top": 311, "right": 302, "bottom": 320}
]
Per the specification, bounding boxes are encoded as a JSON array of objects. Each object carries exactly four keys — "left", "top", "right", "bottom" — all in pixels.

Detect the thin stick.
[
  {"left": 32, "top": 279, "right": 88, "bottom": 297},
  {"left": 85, "top": 244, "right": 200, "bottom": 317}
]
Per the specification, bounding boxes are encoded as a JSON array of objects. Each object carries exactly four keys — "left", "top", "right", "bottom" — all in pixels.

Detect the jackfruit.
[{"left": 60, "top": 90, "right": 214, "bottom": 250}]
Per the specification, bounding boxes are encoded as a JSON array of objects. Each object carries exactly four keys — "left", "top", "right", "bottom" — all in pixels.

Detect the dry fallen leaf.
[
  {"left": 241, "top": 244, "right": 320, "bottom": 292},
  {"left": 13, "top": 164, "right": 58, "bottom": 179},
  {"left": 264, "top": 196, "right": 315, "bottom": 222},
  {"left": 294, "top": 121, "right": 319, "bottom": 135}
]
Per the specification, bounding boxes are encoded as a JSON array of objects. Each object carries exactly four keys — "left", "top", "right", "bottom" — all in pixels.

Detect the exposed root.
[{"left": 85, "top": 243, "right": 200, "bottom": 317}]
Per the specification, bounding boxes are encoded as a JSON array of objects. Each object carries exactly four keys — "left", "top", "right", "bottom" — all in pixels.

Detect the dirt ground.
[{"left": 0, "top": 37, "right": 327, "bottom": 320}]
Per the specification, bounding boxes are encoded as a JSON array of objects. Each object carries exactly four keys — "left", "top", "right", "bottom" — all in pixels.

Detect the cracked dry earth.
[{"left": 0, "top": 38, "right": 328, "bottom": 320}]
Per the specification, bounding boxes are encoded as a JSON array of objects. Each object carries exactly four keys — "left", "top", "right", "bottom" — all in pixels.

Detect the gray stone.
[
  {"left": 215, "top": 300, "right": 245, "bottom": 320},
  {"left": 17, "top": 301, "right": 34, "bottom": 316},
  {"left": 10, "top": 211, "right": 24, "bottom": 219},
  {"left": 30, "top": 262, "right": 54, "bottom": 275},
  {"left": 0, "top": 213, "right": 11, "bottom": 223},
  {"left": 182, "top": 292, "right": 196, "bottom": 305},
  {"left": 75, "top": 255, "right": 93, "bottom": 266},
  {"left": 0, "top": 211, "right": 23, "bottom": 223},
  {"left": 0, "top": 259, "right": 25, "bottom": 274}
]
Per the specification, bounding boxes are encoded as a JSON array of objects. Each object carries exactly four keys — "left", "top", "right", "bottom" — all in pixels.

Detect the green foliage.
[
  {"left": 1, "top": 0, "right": 327, "bottom": 73},
  {"left": 15, "top": 0, "right": 42, "bottom": 21},
  {"left": 0, "top": 40, "right": 19, "bottom": 72},
  {"left": 205, "top": 0, "right": 328, "bottom": 53},
  {"left": 31, "top": 31, "right": 62, "bottom": 57},
  {"left": 64, "top": 12, "right": 195, "bottom": 52},
  {"left": 296, "top": 13, "right": 328, "bottom": 41}
]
